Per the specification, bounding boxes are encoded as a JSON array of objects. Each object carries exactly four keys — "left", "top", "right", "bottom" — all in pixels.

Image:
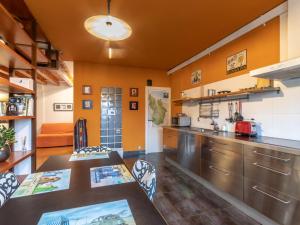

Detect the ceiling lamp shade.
[{"left": 84, "top": 15, "right": 132, "bottom": 41}]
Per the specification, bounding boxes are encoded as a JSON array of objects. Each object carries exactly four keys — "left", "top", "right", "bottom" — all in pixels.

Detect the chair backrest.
[
  {"left": 0, "top": 172, "right": 19, "bottom": 207},
  {"left": 74, "top": 145, "right": 112, "bottom": 154},
  {"left": 132, "top": 159, "right": 156, "bottom": 201},
  {"left": 41, "top": 123, "right": 73, "bottom": 134}
]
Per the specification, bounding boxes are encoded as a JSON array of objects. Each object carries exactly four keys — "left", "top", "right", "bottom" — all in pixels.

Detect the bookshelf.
[{"left": 0, "top": 3, "right": 41, "bottom": 173}]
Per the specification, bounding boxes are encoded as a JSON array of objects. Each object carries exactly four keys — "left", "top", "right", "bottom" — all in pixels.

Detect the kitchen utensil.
[
  {"left": 226, "top": 102, "right": 234, "bottom": 123},
  {"left": 236, "top": 101, "right": 244, "bottom": 121}
]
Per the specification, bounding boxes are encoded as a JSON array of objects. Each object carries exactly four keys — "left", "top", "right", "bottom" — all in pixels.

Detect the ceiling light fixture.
[
  {"left": 108, "top": 47, "right": 112, "bottom": 59},
  {"left": 84, "top": 0, "right": 132, "bottom": 41}
]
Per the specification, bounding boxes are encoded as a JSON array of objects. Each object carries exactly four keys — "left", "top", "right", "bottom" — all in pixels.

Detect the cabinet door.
[
  {"left": 177, "top": 132, "right": 201, "bottom": 175},
  {"left": 163, "top": 129, "right": 179, "bottom": 162},
  {"left": 244, "top": 145, "right": 300, "bottom": 200},
  {"left": 244, "top": 178, "right": 300, "bottom": 225},
  {"left": 200, "top": 159, "right": 243, "bottom": 200}
]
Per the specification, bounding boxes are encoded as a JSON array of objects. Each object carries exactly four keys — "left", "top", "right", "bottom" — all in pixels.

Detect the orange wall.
[
  {"left": 171, "top": 17, "right": 280, "bottom": 115},
  {"left": 74, "top": 62, "right": 170, "bottom": 151}
]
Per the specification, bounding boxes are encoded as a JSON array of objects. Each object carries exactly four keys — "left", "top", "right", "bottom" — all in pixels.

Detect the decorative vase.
[{"left": 0, "top": 145, "right": 11, "bottom": 162}]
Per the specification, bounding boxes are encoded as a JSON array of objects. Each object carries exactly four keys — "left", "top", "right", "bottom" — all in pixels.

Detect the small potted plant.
[{"left": 0, "top": 126, "right": 16, "bottom": 162}]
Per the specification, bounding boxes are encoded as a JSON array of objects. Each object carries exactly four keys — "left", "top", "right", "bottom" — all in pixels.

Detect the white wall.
[
  {"left": 37, "top": 84, "right": 73, "bottom": 133},
  {"left": 182, "top": 74, "right": 300, "bottom": 141}
]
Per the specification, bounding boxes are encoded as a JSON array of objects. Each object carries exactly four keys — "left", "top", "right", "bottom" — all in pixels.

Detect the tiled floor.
[{"left": 124, "top": 153, "right": 260, "bottom": 225}]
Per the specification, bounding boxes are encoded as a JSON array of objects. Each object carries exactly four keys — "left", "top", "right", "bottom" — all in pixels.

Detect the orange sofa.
[{"left": 37, "top": 123, "right": 73, "bottom": 148}]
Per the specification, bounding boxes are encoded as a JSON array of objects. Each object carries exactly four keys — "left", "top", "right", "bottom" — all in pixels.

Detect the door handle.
[
  {"left": 252, "top": 162, "right": 291, "bottom": 176},
  {"left": 252, "top": 185, "right": 291, "bottom": 204},
  {"left": 209, "top": 165, "right": 230, "bottom": 176},
  {"left": 252, "top": 150, "right": 291, "bottom": 162}
]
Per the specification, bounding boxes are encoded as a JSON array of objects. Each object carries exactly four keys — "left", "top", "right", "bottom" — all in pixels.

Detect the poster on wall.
[
  {"left": 226, "top": 50, "right": 247, "bottom": 74},
  {"left": 191, "top": 70, "right": 202, "bottom": 84},
  {"left": 53, "top": 103, "right": 73, "bottom": 111}
]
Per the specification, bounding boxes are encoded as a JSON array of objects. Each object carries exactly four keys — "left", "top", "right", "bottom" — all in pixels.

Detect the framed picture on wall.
[
  {"left": 53, "top": 103, "right": 73, "bottom": 111},
  {"left": 82, "top": 85, "right": 92, "bottom": 95},
  {"left": 226, "top": 49, "right": 247, "bottom": 74},
  {"left": 129, "top": 101, "right": 138, "bottom": 110},
  {"left": 82, "top": 100, "right": 93, "bottom": 110},
  {"left": 191, "top": 70, "right": 202, "bottom": 84},
  {"left": 129, "top": 88, "right": 138, "bottom": 97}
]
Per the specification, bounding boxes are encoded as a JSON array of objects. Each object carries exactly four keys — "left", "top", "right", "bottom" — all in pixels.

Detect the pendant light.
[{"left": 84, "top": 0, "right": 132, "bottom": 41}]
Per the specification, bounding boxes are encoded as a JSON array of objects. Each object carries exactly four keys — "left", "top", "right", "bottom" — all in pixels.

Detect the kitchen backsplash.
[{"left": 182, "top": 73, "right": 300, "bottom": 141}]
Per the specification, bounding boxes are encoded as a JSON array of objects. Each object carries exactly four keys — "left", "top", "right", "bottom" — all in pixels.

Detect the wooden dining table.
[{"left": 0, "top": 152, "right": 168, "bottom": 225}]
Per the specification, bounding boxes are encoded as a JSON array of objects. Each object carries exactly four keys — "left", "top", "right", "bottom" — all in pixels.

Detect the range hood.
[
  {"left": 250, "top": 57, "right": 300, "bottom": 80},
  {"left": 251, "top": 0, "right": 300, "bottom": 81}
]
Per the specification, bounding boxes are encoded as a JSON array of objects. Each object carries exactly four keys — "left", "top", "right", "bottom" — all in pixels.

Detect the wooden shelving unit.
[
  {"left": 0, "top": 151, "right": 34, "bottom": 172},
  {"left": 0, "top": 4, "right": 48, "bottom": 65},
  {"left": 0, "top": 116, "right": 35, "bottom": 121},
  {"left": 0, "top": 76, "right": 35, "bottom": 94},
  {"left": 173, "top": 87, "right": 281, "bottom": 104},
  {"left": 0, "top": 3, "right": 39, "bottom": 173},
  {"left": 0, "top": 41, "right": 33, "bottom": 70}
]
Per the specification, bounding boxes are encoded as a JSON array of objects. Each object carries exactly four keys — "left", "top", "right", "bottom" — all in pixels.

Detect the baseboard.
[{"left": 123, "top": 150, "right": 145, "bottom": 158}]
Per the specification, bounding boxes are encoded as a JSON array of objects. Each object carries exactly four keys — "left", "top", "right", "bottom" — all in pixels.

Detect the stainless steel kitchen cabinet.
[
  {"left": 177, "top": 132, "right": 201, "bottom": 175},
  {"left": 244, "top": 145, "right": 300, "bottom": 225},
  {"left": 200, "top": 137, "right": 244, "bottom": 200}
]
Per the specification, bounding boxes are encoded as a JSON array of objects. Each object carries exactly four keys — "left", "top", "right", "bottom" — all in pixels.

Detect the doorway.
[{"left": 145, "top": 86, "right": 171, "bottom": 154}]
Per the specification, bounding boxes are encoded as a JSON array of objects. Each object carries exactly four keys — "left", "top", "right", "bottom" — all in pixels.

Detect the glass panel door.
[{"left": 100, "top": 87, "right": 122, "bottom": 149}]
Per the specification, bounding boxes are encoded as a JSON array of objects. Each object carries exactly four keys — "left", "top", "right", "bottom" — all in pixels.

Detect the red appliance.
[{"left": 235, "top": 120, "right": 257, "bottom": 136}]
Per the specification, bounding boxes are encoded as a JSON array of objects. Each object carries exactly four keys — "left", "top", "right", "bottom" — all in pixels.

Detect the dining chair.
[
  {"left": 0, "top": 172, "right": 20, "bottom": 207},
  {"left": 74, "top": 145, "right": 112, "bottom": 154},
  {"left": 132, "top": 159, "right": 157, "bottom": 201}
]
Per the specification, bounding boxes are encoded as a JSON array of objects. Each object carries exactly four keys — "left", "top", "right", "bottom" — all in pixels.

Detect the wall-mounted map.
[{"left": 148, "top": 90, "right": 169, "bottom": 126}]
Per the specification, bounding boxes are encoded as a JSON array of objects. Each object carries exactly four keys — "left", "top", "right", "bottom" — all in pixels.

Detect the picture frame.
[
  {"left": 82, "top": 85, "right": 92, "bottom": 95},
  {"left": 53, "top": 103, "right": 73, "bottom": 111},
  {"left": 226, "top": 49, "right": 247, "bottom": 74},
  {"left": 129, "top": 88, "right": 138, "bottom": 97},
  {"left": 82, "top": 100, "right": 93, "bottom": 110},
  {"left": 191, "top": 70, "right": 202, "bottom": 84},
  {"left": 129, "top": 101, "right": 138, "bottom": 110}
]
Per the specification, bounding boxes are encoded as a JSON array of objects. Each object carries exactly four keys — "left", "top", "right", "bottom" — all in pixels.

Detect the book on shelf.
[{"left": 8, "top": 95, "right": 34, "bottom": 116}]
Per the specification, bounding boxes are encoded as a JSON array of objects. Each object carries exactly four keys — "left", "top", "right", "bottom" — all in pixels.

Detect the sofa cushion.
[
  {"left": 40, "top": 123, "right": 73, "bottom": 134},
  {"left": 37, "top": 133, "right": 73, "bottom": 148}
]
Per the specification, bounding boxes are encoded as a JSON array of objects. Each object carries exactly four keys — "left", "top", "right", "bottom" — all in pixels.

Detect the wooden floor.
[
  {"left": 36, "top": 146, "right": 73, "bottom": 169},
  {"left": 36, "top": 149, "right": 260, "bottom": 225}
]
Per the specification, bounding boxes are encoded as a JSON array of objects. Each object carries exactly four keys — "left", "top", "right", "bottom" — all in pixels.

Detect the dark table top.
[{"left": 0, "top": 152, "right": 167, "bottom": 225}]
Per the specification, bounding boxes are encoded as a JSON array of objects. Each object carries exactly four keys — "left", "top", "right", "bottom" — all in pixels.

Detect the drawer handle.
[
  {"left": 252, "top": 162, "right": 291, "bottom": 176},
  {"left": 253, "top": 150, "right": 291, "bottom": 162},
  {"left": 252, "top": 186, "right": 291, "bottom": 204},
  {"left": 209, "top": 165, "right": 230, "bottom": 176}
]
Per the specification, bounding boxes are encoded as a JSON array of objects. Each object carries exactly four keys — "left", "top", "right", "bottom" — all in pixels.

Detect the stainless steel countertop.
[{"left": 164, "top": 126, "right": 300, "bottom": 155}]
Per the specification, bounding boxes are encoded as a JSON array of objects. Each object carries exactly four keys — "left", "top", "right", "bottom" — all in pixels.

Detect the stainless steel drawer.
[
  {"left": 244, "top": 157, "right": 300, "bottom": 200},
  {"left": 201, "top": 145, "right": 243, "bottom": 175},
  {"left": 244, "top": 178, "right": 300, "bottom": 225},
  {"left": 244, "top": 145, "right": 300, "bottom": 171},
  {"left": 200, "top": 160, "right": 243, "bottom": 200},
  {"left": 203, "top": 137, "right": 243, "bottom": 155},
  {"left": 177, "top": 132, "right": 201, "bottom": 176}
]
